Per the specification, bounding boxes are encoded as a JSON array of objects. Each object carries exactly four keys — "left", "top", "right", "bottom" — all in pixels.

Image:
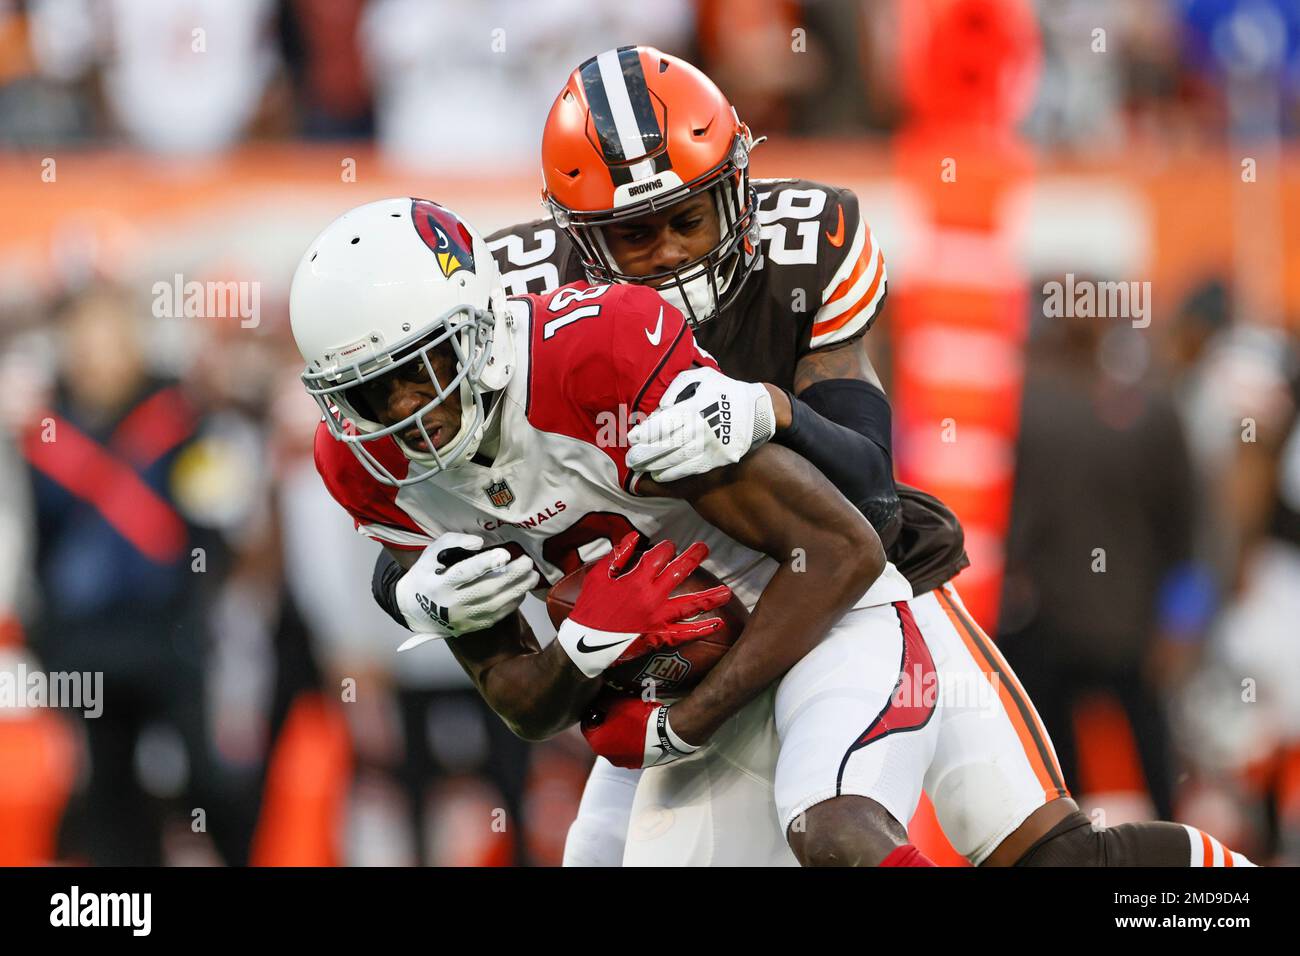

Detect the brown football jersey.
[{"left": 486, "top": 177, "right": 969, "bottom": 594}]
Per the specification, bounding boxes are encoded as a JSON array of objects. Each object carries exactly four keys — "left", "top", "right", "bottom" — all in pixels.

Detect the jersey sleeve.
[
  {"left": 312, "top": 421, "right": 436, "bottom": 551},
  {"left": 614, "top": 285, "right": 719, "bottom": 410},
  {"left": 524, "top": 282, "right": 718, "bottom": 492},
  {"left": 806, "top": 185, "right": 888, "bottom": 351},
  {"left": 594, "top": 284, "right": 721, "bottom": 492}
]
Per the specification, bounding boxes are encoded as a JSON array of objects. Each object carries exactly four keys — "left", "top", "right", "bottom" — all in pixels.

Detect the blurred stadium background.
[{"left": 2, "top": 0, "right": 1299, "bottom": 866}]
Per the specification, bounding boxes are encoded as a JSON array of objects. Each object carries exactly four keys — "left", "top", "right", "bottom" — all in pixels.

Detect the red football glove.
[
  {"left": 557, "top": 532, "right": 731, "bottom": 678},
  {"left": 581, "top": 691, "right": 700, "bottom": 770}
]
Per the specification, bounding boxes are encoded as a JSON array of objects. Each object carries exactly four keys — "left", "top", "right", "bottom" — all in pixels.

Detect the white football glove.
[
  {"left": 625, "top": 366, "right": 777, "bottom": 483},
  {"left": 395, "top": 533, "right": 540, "bottom": 651}
]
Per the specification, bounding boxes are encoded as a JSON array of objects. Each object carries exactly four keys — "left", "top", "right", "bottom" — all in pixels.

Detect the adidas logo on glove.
[
  {"left": 700, "top": 397, "right": 732, "bottom": 445},
  {"left": 416, "top": 593, "right": 451, "bottom": 628}
]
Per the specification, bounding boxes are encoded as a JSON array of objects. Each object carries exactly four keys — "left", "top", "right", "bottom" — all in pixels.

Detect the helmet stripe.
[
  {"left": 616, "top": 46, "right": 664, "bottom": 160},
  {"left": 595, "top": 48, "right": 657, "bottom": 180},
  {"left": 578, "top": 54, "right": 625, "bottom": 163}
]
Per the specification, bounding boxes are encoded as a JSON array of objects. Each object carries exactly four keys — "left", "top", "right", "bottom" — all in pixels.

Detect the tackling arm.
[{"left": 767, "top": 335, "right": 901, "bottom": 545}]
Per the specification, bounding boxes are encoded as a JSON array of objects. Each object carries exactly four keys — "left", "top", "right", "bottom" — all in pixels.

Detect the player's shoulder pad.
[
  {"left": 486, "top": 216, "right": 578, "bottom": 297},
  {"left": 808, "top": 181, "right": 886, "bottom": 349},
  {"left": 528, "top": 282, "right": 714, "bottom": 414},
  {"left": 751, "top": 178, "right": 858, "bottom": 295},
  {"left": 754, "top": 178, "right": 886, "bottom": 351},
  {"left": 754, "top": 177, "right": 860, "bottom": 239},
  {"left": 602, "top": 283, "right": 720, "bottom": 417},
  {"left": 312, "top": 420, "right": 428, "bottom": 549},
  {"left": 523, "top": 282, "right": 717, "bottom": 487},
  {"left": 752, "top": 178, "right": 864, "bottom": 281}
]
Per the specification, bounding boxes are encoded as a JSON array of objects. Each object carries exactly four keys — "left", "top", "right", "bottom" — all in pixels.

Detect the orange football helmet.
[{"left": 541, "top": 46, "right": 761, "bottom": 325}]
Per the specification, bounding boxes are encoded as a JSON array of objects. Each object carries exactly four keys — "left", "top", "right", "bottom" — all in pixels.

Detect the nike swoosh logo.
[
  {"left": 645, "top": 306, "right": 664, "bottom": 346},
  {"left": 577, "top": 634, "right": 626, "bottom": 653},
  {"left": 826, "top": 204, "right": 845, "bottom": 247}
]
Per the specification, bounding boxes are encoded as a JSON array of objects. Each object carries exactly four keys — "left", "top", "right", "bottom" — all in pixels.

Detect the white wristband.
[
  {"left": 556, "top": 618, "right": 638, "bottom": 678},
  {"left": 644, "top": 706, "right": 700, "bottom": 767}
]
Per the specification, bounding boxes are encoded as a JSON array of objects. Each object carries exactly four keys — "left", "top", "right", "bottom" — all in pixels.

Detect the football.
[{"left": 546, "top": 551, "right": 750, "bottom": 697}]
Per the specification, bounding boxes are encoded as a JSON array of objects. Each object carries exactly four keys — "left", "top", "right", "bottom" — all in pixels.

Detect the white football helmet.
[{"left": 290, "top": 198, "right": 515, "bottom": 486}]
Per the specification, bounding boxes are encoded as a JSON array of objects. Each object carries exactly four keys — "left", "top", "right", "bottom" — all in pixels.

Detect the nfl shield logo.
[
  {"left": 638, "top": 652, "right": 692, "bottom": 692},
  {"left": 485, "top": 478, "right": 515, "bottom": 509}
]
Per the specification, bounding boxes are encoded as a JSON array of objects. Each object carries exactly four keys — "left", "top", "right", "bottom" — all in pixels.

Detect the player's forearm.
[
  {"left": 654, "top": 443, "right": 886, "bottom": 744},
  {"left": 385, "top": 547, "right": 597, "bottom": 739},
  {"left": 769, "top": 380, "right": 901, "bottom": 543},
  {"left": 373, "top": 548, "right": 412, "bottom": 629},
  {"left": 473, "top": 639, "right": 603, "bottom": 741},
  {"left": 670, "top": 544, "right": 879, "bottom": 744}
]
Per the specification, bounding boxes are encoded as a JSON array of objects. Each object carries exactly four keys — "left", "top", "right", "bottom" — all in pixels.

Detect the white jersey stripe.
[
  {"left": 1183, "top": 824, "right": 1203, "bottom": 866},
  {"left": 809, "top": 256, "right": 888, "bottom": 348},
  {"left": 815, "top": 229, "right": 881, "bottom": 324},
  {"left": 819, "top": 218, "right": 868, "bottom": 303}
]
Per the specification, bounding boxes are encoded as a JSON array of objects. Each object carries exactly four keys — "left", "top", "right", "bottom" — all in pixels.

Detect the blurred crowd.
[
  {"left": 996, "top": 277, "right": 1300, "bottom": 864},
  {"left": 1, "top": 0, "right": 1300, "bottom": 158},
  {"left": 1, "top": 0, "right": 1299, "bottom": 867}
]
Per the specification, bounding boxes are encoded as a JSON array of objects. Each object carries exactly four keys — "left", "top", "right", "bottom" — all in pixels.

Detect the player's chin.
[{"left": 401, "top": 418, "right": 449, "bottom": 453}]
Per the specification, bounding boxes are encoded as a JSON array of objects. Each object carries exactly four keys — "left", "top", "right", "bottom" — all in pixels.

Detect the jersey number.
[
  {"left": 543, "top": 511, "right": 639, "bottom": 577},
  {"left": 756, "top": 187, "right": 827, "bottom": 266},
  {"left": 542, "top": 284, "right": 610, "bottom": 339},
  {"left": 488, "top": 228, "right": 561, "bottom": 296}
]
